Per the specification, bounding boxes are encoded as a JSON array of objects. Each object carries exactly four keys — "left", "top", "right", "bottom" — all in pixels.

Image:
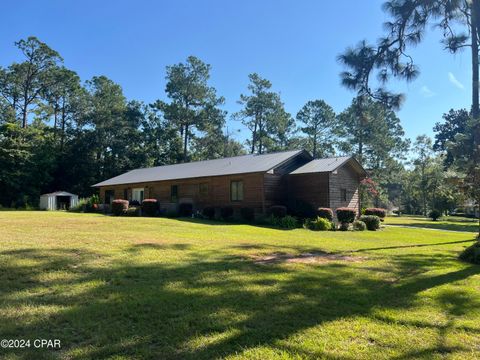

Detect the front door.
[{"left": 132, "top": 188, "right": 144, "bottom": 203}]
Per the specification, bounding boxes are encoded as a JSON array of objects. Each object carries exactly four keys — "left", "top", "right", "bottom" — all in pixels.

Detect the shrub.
[
  {"left": 142, "top": 199, "right": 158, "bottom": 216},
  {"left": 336, "top": 207, "right": 356, "bottom": 223},
  {"left": 288, "top": 199, "right": 316, "bottom": 219},
  {"left": 125, "top": 206, "right": 141, "bottom": 217},
  {"left": 240, "top": 207, "right": 255, "bottom": 223},
  {"left": 130, "top": 200, "right": 140, "bottom": 206},
  {"left": 202, "top": 206, "right": 215, "bottom": 220},
  {"left": 338, "top": 222, "right": 350, "bottom": 231},
  {"left": 316, "top": 207, "right": 333, "bottom": 221},
  {"left": 353, "top": 220, "right": 367, "bottom": 231},
  {"left": 364, "top": 208, "right": 387, "bottom": 221},
  {"left": 459, "top": 241, "right": 480, "bottom": 264},
  {"left": 179, "top": 203, "right": 193, "bottom": 217},
  {"left": 359, "top": 215, "right": 380, "bottom": 231},
  {"left": 429, "top": 209, "right": 442, "bottom": 221},
  {"left": 220, "top": 206, "right": 234, "bottom": 221},
  {"left": 305, "top": 217, "right": 332, "bottom": 231},
  {"left": 268, "top": 215, "right": 297, "bottom": 229},
  {"left": 111, "top": 199, "right": 128, "bottom": 216},
  {"left": 269, "top": 205, "right": 287, "bottom": 218}
]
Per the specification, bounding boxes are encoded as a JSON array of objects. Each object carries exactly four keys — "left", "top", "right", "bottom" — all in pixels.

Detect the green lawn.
[
  {"left": 1, "top": 211, "right": 479, "bottom": 359},
  {"left": 386, "top": 215, "right": 479, "bottom": 233}
]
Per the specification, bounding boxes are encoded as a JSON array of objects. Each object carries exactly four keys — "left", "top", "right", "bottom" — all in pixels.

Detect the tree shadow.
[{"left": 1, "top": 245, "right": 479, "bottom": 359}]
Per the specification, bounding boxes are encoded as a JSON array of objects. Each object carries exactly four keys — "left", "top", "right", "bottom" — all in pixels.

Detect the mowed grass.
[
  {"left": 0, "top": 211, "right": 479, "bottom": 360},
  {"left": 386, "top": 215, "right": 479, "bottom": 233}
]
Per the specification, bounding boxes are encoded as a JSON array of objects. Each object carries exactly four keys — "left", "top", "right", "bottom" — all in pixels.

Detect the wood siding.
[
  {"left": 99, "top": 172, "right": 266, "bottom": 214},
  {"left": 286, "top": 173, "right": 330, "bottom": 209},
  {"left": 328, "top": 162, "right": 360, "bottom": 215}
]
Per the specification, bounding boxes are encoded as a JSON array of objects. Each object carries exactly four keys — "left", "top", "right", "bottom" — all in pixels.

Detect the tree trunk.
[
  {"left": 21, "top": 102, "right": 28, "bottom": 128},
  {"left": 313, "top": 132, "right": 317, "bottom": 159},
  {"left": 471, "top": 0, "right": 480, "bottom": 238},
  {"left": 251, "top": 113, "right": 258, "bottom": 154},
  {"left": 60, "top": 101, "right": 66, "bottom": 150},
  {"left": 183, "top": 124, "right": 189, "bottom": 162}
]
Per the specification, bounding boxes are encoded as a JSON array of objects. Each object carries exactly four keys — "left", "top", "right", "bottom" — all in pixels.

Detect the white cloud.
[
  {"left": 448, "top": 72, "right": 464, "bottom": 90},
  {"left": 420, "top": 85, "right": 436, "bottom": 98}
]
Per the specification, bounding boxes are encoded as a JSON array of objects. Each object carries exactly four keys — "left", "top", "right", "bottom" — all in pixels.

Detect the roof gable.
[
  {"left": 93, "top": 150, "right": 307, "bottom": 187},
  {"left": 289, "top": 156, "right": 367, "bottom": 176}
]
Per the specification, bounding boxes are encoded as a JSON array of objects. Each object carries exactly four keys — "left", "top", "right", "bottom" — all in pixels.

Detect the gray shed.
[{"left": 39, "top": 191, "right": 79, "bottom": 210}]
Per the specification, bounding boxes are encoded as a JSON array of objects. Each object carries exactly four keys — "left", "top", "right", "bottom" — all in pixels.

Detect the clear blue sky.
[{"left": 1, "top": 0, "right": 470, "bottom": 144}]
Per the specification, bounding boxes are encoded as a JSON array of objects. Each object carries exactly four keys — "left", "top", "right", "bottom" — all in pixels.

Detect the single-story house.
[
  {"left": 92, "top": 149, "right": 367, "bottom": 216},
  {"left": 40, "top": 191, "right": 79, "bottom": 211}
]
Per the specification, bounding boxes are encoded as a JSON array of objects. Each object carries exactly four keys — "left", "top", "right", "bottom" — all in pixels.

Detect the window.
[
  {"left": 132, "top": 188, "right": 144, "bottom": 203},
  {"left": 105, "top": 190, "right": 114, "bottom": 205},
  {"left": 199, "top": 183, "right": 208, "bottom": 197},
  {"left": 341, "top": 188, "right": 347, "bottom": 202},
  {"left": 171, "top": 185, "right": 178, "bottom": 202},
  {"left": 230, "top": 181, "right": 244, "bottom": 201}
]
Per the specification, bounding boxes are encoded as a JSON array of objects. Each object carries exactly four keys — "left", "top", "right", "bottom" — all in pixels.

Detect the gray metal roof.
[
  {"left": 93, "top": 150, "right": 305, "bottom": 187},
  {"left": 289, "top": 156, "right": 354, "bottom": 174},
  {"left": 40, "top": 191, "right": 78, "bottom": 197}
]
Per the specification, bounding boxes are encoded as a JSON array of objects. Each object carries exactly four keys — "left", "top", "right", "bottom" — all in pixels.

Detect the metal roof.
[
  {"left": 289, "top": 156, "right": 359, "bottom": 174},
  {"left": 40, "top": 191, "right": 78, "bottom": 197},
  {"left": 93, "top": 150, "right": 305, "bottom": 187}
]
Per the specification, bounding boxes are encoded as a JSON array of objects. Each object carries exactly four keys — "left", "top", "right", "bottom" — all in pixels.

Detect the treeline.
[{"left": 0, "top": 37, "right": 470, "bottom": 215}]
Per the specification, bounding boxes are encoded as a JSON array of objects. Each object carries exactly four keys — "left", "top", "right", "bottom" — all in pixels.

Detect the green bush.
[
  {"left": 111, "top": 199, "right": 128, "bottom": 216},
  {"left": 364, "top": 208, "right": 387, "bottom": 221},
  {"left": 220, "top": 206, "right": 234, "bottom": 221},
  {"left": 338, "top": 222, "right": 350, "bottom": 231},
  {"left": 353, "top": 220, "right": 367, "bottom": 231},
  {"left": 459, "top": 241, "right": 480, "bottom": 264},
  {"left": 142, "top": 199, "right": 158, "bottom": 216},
  {"left": 317, "top": 207, "right": 333, "bottom": 221},
  {"left": 271, "top": 215, "right": 297, "bottom": 229},
  {"left": 336, "top": 208, "right": 356, "bottom": 223},
  {"left": 125, "top": 206, "right": 141, "bottom": 217},
  {"left": 359, "top": 215, "right": 380, "bottom": 231},
  {"left": 269, "top": 205, "right": 287, "bottom": 218},
  {"left": 202, "top": 206, "right": 215, "bottom": 220},
  {"left": 305, "top": 217, "right": 332, "bottom": 231},
  {"left": 429, "top": 209, "right": 442, "bottom": 221},
  {"left": 179, "top": 203, "right": 193, "bottom": 217},
  {"left": 287, "top": 199, "right": 316, "bottom": 219},
  {"left": 240, "top": 207, "right": 255, "bottom": 223}
]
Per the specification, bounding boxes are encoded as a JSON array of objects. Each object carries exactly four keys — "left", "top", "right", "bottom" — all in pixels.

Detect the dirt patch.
[{"left": 249, "top": 251, "right": 365, "bottom": 265}]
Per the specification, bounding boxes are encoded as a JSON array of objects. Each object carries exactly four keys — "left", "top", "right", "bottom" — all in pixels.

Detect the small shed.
[{"left": 39, "top": 191, "right": 79, "bottom": 210}]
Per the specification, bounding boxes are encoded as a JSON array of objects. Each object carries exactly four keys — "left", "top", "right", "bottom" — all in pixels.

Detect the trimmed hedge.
[
  {"left": 317, "top": 207, "right": 333, "bottom": 221},
  {"left": 353, "top": 220, "right": 367, "bottom": 231},
  {"left": 220, "top": 206, "right": 234, "bottom": 221},
  {"left": 364, "top": 208, "right": 387, "bottom": 221},
  {"left": 270, "top": 215, "right": 297, "bottom": 229},
  {"left": 269, "top": 205, "right": 287, "bottom": 218},
  {"left": 111, "top": 199, "right": 128, "bottom": 216},
  {"left": 336, "top": 207, "right": 356, "bottom": 224},
  {"left": 142, "top": 199, "right": 158, "bottom": 216},
  {"left": 338, "top": 222, "right": 350, "bottom": 231},
  {"left": 125, "top": 206, "right": 141, "bottom": 217},
  {"left": 179, "top": 203, "right": 193, "bottom": 217},
  {"left": 359, "top": 215, "right": 380, "bottom": 231},
  {"left": 240, "top": 207, "right": 255, "bottom": 223},
  {"left": 202, "top": 206, "right": 215, "bottom": 220}
]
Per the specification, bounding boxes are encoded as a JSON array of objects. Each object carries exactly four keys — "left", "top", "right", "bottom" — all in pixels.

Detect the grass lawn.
[
  {"left": 1, "top": 211, "right": 479, "bottom": 359},
  {"left": 386, "top": 215, "right": 480, "bottom": 233}
]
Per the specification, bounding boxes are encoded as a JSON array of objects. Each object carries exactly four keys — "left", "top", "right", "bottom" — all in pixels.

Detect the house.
[{"left": 92, "top": 150, "right": 367, "bottom": 216}]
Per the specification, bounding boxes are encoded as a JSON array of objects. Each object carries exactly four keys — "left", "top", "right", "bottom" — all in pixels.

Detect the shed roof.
[
  {"left": 289, "top": 156, "right": 367, "bottom": 176},
  {"left": 93, "top": 150, "right": 306, "bottom": 187},
  {"left": 40, "top": 191, "right": 77, "bottom": 197}
]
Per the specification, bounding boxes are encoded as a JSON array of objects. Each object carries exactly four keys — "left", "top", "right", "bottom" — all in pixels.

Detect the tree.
[
  {"left": 337, "top": 0, "right": 480, "bottom": 236},
  {"left": 236, "top": 73, "right": 291, "bottom": 154},
  {"left": 296, "top": 99, "right": 336, "bottom": 158},
  {"left": 412, "top": 135, "right": 434, "bottom": 216},
  {"left": 433, "top": 109, "right": 470, "bottom": 166},
  {"left": 160, "top": 56, "right": 225, "bottom": 162},
  {"left": 0, "top": 37, "right": 62, "bottom": 127}
]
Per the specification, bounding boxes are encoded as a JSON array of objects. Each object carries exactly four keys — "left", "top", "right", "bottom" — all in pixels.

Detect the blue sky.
[{"left": 1, "top": 0, "right": 470, "bottom": 144}]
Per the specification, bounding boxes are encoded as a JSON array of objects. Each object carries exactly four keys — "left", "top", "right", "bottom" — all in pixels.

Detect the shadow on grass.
[
  {"left": 0, "top": 246, "right": 479, "bottom": 359},
  {"left": 388, "top": 217, "right": 478, "bottom": 233}
]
